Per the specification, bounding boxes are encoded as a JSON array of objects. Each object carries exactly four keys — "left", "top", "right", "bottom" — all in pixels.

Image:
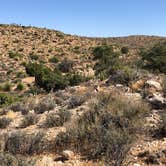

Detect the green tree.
[{"left": 141, "top": 42, "right": 166, "bottom": 73}]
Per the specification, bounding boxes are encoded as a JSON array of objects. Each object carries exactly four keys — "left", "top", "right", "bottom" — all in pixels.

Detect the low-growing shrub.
[
  {"left": 44, "top": 109, "right": 71, "bottom": 128},
  {"left": 10, "top": 103, "right": 29, "bottom": 115},
  {"left": 20, "top": 114, "right": 37, "bottom": 128},
  {"left": 29, "top": 54, "right": 39, "bottom": 60},
  {"left": 107, "top": 67, "right": 137, "bottom": 85},
  {"left": 0, "top": 93, "right": 13, "bottom": 107},
  {"left": 68, "top": 95, "right": 86, "bottom": 109},
  {"left": 0, "top": 117, "right": 12, "bottom": 128},
  {"left": 5, "top": 131, "right": 44, "bottom": 155},
  {"left": 0, "top": 152, "right": 18, "bottom": 166},
  {"left": 68, "top": 74, "right": 85, "bottom": 86},
  {"left": 8, "top": 51, "right": 22, "bottom": 59},
  {"left": 55, "top": 93, "right": 150, "bottom": 165},
  {"left": 34, "top": 96, "right": 56, "bottom": 114},
  {"left": 16, "top": 82, "right": 24, "bottom": 91},
  {"left": 49, "top": 56, "right": 59, "bottom": 63},
  {"left": 121, "top": 46, "right": 129, "bottom": 54},
  {"left": 3, "top": 82, "right": 12, "bottom": 92},
  {"left": 58, "top": 58, "right": 74, "bottom": 73}
]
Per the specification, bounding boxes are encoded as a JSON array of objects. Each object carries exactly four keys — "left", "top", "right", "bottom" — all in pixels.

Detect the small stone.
[
  {"left": 62, "top": 150, "right": 74, "bottom": 160},
  {"left": 133, "top": 163, "right": 141, "bottom": 166}
]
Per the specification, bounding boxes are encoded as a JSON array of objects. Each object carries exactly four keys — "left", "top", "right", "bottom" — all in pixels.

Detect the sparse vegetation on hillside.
[
  {"left": 0, "top": 24, "right": 166, "bottom": 166},
  {"left": 55, "top": 93, "right": 150, "bottom": 165}
]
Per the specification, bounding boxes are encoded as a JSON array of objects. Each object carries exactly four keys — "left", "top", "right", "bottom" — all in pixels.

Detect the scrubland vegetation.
[{"left": 0, "top": 24, "right": 165, "bottom": 166}]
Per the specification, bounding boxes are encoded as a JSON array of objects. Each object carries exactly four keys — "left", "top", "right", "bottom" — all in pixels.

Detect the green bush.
[
  {"left": 3, "top": 82, "right": 12, "bottom": 92},
  {"left": 0, "top": 93, "right": 13, "bottom": 107},
  {"left": 93, "top": 45, "right": 121, "bottom": 80},
  {"left": 49, "top": 56, "right": 59, "bottom": 63},
  {"left": 68, "top": 74, "right": 85, "bottom": 86},
  {"left": 8, "top": 51, "right": 22, "bottom": 59},
  {"left": 55, "top": 93, "right": 150, "bottom": 165},
  {"left": 121, "top": 46, "right": 129, "bottom": 54},
  {"left": 25, "top": 63, "right": 68, "bottom": 91},
  {"left": 16, "top": 82, "right": 24, "bottom": 91},
  {"left": 141, "top": 42, "right": 166, "bottom": 73},
  {"left": 29, "top": 54, "right": 39, "bottom": 60}
]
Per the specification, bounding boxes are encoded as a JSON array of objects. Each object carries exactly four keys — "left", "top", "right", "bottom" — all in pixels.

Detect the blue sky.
[{"left": 0, "top": 0, "right": 166, "bottom": 37}]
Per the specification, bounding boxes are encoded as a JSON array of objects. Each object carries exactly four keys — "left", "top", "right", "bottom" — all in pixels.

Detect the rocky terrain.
[{"left": 0, "top": 24, "right": 165, "bottom": 166}]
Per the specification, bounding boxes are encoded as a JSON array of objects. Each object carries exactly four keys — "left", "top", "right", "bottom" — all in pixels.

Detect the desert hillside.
[{"left": 0, "top": 24, "right": 165, "bottom": 166}]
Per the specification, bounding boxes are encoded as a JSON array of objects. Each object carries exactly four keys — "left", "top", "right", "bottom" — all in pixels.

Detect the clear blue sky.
[{"left": 0, "top": 0, "right": 166, "bottom": 37}]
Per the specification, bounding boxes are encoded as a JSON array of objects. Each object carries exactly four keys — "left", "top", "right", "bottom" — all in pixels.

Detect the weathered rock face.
[
  {"left": 146, "top": 94, "right": 166, "bottom": 109},
  {"left": 144, "top": 79, "right": 163, "bottom": 96},
  {"left": 145, "top": 80, "right": 162, "bottom": 91}
]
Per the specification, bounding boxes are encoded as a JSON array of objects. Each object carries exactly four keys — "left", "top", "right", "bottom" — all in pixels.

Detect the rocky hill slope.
[{"left": 0, "top": 24, "right": 165, "bottom": 166}]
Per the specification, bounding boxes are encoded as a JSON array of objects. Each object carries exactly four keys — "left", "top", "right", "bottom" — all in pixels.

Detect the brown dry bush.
[
  {"left": 5, "top": 131, "right": 44, "bottom": 155},
  {"left": 55, "top": 92, "right": 150, "bottom": 165}
]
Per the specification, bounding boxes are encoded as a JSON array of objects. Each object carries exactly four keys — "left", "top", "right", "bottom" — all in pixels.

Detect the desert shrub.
[
  {"left": 58, "top": 58, "right": 74, "bottom": 73},
  {"left": 29, "top": 54, "right": 39, "bottom": 60},
  {"left": 26, "top": 86, "right": 44, "bottom": 95},
  {"left": 55, "top": 93, "right": 150, "bottom": 165},
  {"left": 20, "top": 114, "right": 37, "bottom": 128},
  {"left": 25, "top": 63, "right": 68, "bottom": 91},
  {"left": 68, "top": 74, "right": 85, "bottom": 86},
  {"left": 10, "top": 103, "right": 29, "bottom": 115},
  {"left": 0, "top": 93, "right": 13, "bottom": 107},
  {"left": 16, "top": 82, "right": 24, "bottom": 91},
  {"left": 16, "top": 71, "right": 25, "bottom": 78},
  {"left": 44, "top": 109, "right": 71, "bottom": 128},
  {"left": 5, "top": 131, "right": 44, "bottom": 155},
  {"left": 8, "top": 51, "right": 22, "bottom": 59},
  {"left": 0, "top": 152, "right": 18, "bottom": 166},
  {"left": 141, "top": 42, "right": 166, "bottom": 73},
  {"left": 93, "top": 45, "right": 113, "bottom": 60},
  {"left": 0, "top": 117, "right": 12, "bottom": 129},
  {"left": 68, "top": 95, "right": 86, "bottom": 109},
  {"left": 49, "top": 56, "right": 59, "bottom": 63},
  {"left": 25, "top": 62, "right": 41, "bottom": 76},
  {"left": 72, "top": 46, "right": 80, "bottom": 54},
  {"left": 107, "top": 66, "right": 137, "bottom": 85},
  {"left": 93, "top": 45, "right": 121, "bottom": 80},
  {"left": 3, "top": 82, "right": 12, "bottom": 92},
  {"left": 121, "top": 46, "right": 129, "bottom": 54},
  {"left": 34, "top": 96, "right": 56, "bottom": 114}
]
